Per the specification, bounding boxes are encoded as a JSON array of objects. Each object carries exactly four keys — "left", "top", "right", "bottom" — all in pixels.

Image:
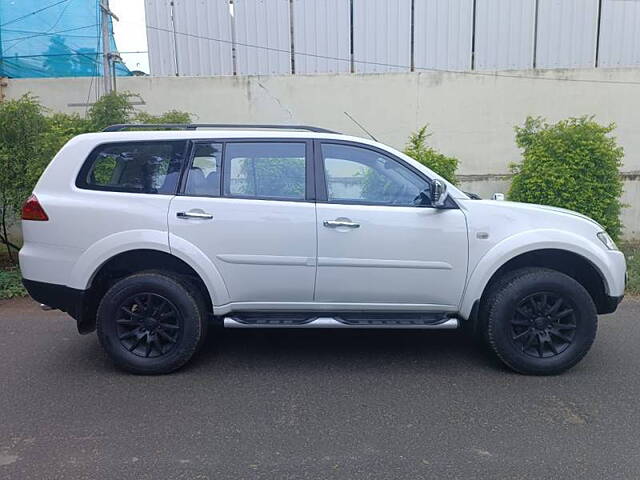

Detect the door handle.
[
  {"left": 177, "top": 211, "right": 214, "bottom": 220},
  {"left": 323, "top": 220, "right": 360, "bottom": 229}
]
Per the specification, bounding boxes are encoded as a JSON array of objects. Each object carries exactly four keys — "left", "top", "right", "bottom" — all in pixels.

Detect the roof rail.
[{"left": 102, "top": 123, "right": 341, "bottom": 134}]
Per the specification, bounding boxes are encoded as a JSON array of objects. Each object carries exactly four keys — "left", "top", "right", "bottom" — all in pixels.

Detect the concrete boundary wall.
[{"left": 4, "top": 69, "right": 640, "bottom": 238}]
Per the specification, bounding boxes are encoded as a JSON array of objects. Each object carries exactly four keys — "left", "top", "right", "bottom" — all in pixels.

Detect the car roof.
[{"left": 73, "top": 129, "right": 373, "bottom": 144}]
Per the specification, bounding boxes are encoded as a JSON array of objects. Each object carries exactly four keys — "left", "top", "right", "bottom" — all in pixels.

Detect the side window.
[
  {"left": 184, "top": 142, "right": 223, "bottom": 196},
  {"left": 224, "top": 142, "right": 306, "bottom": 200},
  {"left": 322, "top": 143, "right": 430, "bottom": 206},
  {"left": 78, "top": 141, "right": 187, "bottom": 194}
]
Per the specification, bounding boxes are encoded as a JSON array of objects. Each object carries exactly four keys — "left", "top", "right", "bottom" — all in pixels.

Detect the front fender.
[{"left": 458, "top": 229, "right": 616, "bottom": 319}]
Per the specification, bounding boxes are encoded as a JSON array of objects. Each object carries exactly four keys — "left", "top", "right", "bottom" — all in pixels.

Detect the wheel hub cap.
[
  {"left": 115, "top": 293, "right": 182, "bottom": 358},
  {"left": 142, "top": 317, "right": 158, "bottom": 331},
  {"left": 533, "top": 317, "right": 547, "bottom": 329},
  {"left": 510, "top": 292, "right": 577, "bottom": 358}
]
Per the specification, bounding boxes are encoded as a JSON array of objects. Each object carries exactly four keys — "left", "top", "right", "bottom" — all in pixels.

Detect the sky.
[{"left": 110, "top": 0, "right": 150, "bottom": 73}]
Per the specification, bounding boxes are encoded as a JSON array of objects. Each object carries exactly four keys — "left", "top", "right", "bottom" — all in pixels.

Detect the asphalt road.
[{"left": 1, "top": 297, "right": 640, "bottom": 479}]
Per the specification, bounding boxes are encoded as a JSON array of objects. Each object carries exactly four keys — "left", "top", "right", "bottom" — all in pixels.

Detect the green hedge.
[
  {"left": 620, "top": 242, "right": 640, "bottom": 295},
  {"left": 509, "top": 116, "right": 624, "bottom": 240}
]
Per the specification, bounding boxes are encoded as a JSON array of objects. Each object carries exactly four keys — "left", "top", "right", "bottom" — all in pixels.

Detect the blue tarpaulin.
[{"left": 0, "top": 0, "right": 130, "bottom": 78}]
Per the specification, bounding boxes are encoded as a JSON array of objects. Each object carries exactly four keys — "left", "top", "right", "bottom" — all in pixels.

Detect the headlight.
[{"left": 597, "top": 231, "right": 618, "bottom": 251}]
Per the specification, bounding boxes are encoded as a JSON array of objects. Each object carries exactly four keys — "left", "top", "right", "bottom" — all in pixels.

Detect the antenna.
[{"left": 343, "top": 111, "right": 378, "bottom": 142}]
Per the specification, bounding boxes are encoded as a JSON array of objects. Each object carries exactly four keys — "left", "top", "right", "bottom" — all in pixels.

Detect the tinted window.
[
  {"left": 184, "top": 142, "right": 223, "bottom": 196},
  {"left": 224, "top": 142, "right": 306, "bottom": 200},
  {"left": 322, "top": 143, "right": 429, "bottom": 206},
  {"left": 78, "top": 141, "right": 186, "bottom": 194}
]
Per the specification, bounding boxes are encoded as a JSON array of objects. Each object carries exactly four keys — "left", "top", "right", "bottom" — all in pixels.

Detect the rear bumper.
[{"left": 22, "top": 279, "right": 95, "bottom": 334}]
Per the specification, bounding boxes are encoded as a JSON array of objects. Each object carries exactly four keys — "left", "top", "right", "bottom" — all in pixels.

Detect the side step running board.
[{"left": 224, "top": 316, "right": 459, "bottom": 329}]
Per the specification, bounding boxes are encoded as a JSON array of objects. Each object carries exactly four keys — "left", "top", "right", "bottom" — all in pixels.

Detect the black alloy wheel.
[
  {"left": 116, "top": 293, "right": 182, "bottom": 358},
  {"left": 97, "top": 272, "right": 207, "bottom": 374},
  {"left": 510, "top": 292, "right": 576, "bottom": 358},
  {"left": 485, "top": 268, "right": 598, "bottom": 375}
]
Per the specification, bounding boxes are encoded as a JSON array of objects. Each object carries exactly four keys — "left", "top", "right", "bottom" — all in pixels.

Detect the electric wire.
[
  {"left": 2, "top": 24, "right": 99, "bottom": 49},
  {"left": 135, "top": 21, "right": 640, "bottom": 86},
  {"left": 4, "top": 3, "right": 640, "bottom": 86},
  {"left": 0, "top": 0, "right": 71, "bottom": 28}
]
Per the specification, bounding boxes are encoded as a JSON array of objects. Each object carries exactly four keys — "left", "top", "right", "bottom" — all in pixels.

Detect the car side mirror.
[{"left": 432, "top": 179, "right": 448, "bottom": 208}]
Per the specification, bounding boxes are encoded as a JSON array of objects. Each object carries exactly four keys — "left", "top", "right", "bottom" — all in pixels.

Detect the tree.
[
  {"left": 0, "top": 95, "right": 48, "bottom": 261},
  {"left": 132, "top": 110, "right": 192, "bottom": 124},
  {"left": 404, "top": 125, "right": 459, "bottom": 185},
  {"left": 87, "top": 91, "right": 134, "bottom": 130},
  {"left": 0, "top": 92, "right": 193, "bottom": 264}
]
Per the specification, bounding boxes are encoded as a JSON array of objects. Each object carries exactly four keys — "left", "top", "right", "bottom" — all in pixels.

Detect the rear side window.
[
  {"left": 223, "top": 142, "right": 306, "bottom": 200},
  {"left": 77, "top": 141, "right": 187, "bottom": 194}
]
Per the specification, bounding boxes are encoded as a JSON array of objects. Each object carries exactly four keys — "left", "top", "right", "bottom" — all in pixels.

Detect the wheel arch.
[
  {"left": 481, "top": 249, "right": 607, "bottom": 310},
  {"left": 68, "top": 229, "right": 230, "bottom": 305},
  {"left": 460, "top": 234, "right": 615, "bottom": 321},
  {"left": 76, "top": 247, "right": 226, "bottom": 334}
]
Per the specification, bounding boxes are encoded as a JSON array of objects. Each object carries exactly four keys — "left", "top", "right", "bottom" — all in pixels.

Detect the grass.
[
  {"left": 0, "top": 267, "right": 26, "bottom": 299},
  {"left": 0, "top": 250, "right": 26, "bottom": 300},
  {"left": 620, "top": 241, "right": 640, "bottom": 295}
]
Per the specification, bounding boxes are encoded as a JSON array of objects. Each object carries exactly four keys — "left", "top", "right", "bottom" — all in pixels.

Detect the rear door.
[
  {"left": 168, "top": 139, "right": 317, "bottom": 304},
  {"left": 314, "top": 141, "right": 468, "bottom": 308}
]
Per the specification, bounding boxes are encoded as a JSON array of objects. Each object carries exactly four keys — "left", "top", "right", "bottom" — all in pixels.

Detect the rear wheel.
[
  {"left": 485, "top": 268, "right": 597, "bottom": 375},
  {"left": 97, "top": 272, "right": 207, "bottom": 374}
]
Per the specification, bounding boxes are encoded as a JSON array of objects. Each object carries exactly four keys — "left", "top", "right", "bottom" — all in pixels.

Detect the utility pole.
[
  {"left": 0, "top": 8, "right": 4, "bottom": 79},
  {"left": 0, "top": 9, "right": 6, "bottom": 101},
  {"left": 100, "top": 0, "right": 119, "bottom": 95}
]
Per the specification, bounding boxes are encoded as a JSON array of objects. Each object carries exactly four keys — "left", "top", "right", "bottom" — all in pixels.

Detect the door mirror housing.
[{"left": 432, "top": 179, "right": 448, "bottom": 208}]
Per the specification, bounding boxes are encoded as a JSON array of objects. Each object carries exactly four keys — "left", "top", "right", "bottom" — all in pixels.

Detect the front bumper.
[{"left": 599, "top": 294, "right": 624, "bottom": 315}]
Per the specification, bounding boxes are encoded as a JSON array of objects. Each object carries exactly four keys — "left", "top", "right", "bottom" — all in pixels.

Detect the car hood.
[{"left": 463, "top": 200, "right": 604, "bottom": 229}]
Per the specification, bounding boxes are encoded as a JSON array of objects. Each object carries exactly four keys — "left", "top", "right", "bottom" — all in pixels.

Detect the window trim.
[
  {"left": 178, "top": 138, "right": 315, "bottom": 203},
  {"left": 74, "top": 137, "right": 457, "bottom": 208},
  {"left": 75, "top": 139, "right": 189, "bottom": 195},
  {"left": 315, "top": 139, "right": 457, "bottom": 209}
]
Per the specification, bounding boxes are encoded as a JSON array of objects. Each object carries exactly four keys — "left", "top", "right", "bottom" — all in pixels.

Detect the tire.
[
  {"left": 477, "top": 267, "right": 542, "bottom": 345},
  {"left": 485, "top": 268, "right": 597, "bottom": 375},
  {"left": 97, "top": 271, "right": 208, "bottom": 374}
]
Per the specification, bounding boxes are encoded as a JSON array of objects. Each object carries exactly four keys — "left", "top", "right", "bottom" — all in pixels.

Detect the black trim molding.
[{"left": 599, "top": 294, "right": 624, "bottom": 315}]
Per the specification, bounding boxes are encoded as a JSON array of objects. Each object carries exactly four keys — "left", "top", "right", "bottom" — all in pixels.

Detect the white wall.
[{"left": 5, "top": 68, "right": 640, "bottom": 238}]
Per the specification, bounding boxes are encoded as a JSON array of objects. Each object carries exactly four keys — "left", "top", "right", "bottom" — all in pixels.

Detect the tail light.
[{"left": 21, "top": 194, "right": 49, "bottom": 221}]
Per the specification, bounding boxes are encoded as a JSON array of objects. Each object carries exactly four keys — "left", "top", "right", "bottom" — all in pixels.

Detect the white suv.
[{"left": 19, "top": 124, "right": 626, "bottom": 375}]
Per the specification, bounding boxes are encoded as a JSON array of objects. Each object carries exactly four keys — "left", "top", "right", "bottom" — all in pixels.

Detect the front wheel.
[
  {"left": 486, "top": 268, "right": 597, "bottom": 375},
  {"left": 97, "top": 272, "right": 208, "bottom": 374}
]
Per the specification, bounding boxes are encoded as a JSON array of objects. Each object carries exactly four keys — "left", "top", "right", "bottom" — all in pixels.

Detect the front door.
[
  {"left": 314, "top": 142, "right": 468, "bottom": 308},
  {"left": 168, "top": 140, "right": 317, "bottom": 304}
]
